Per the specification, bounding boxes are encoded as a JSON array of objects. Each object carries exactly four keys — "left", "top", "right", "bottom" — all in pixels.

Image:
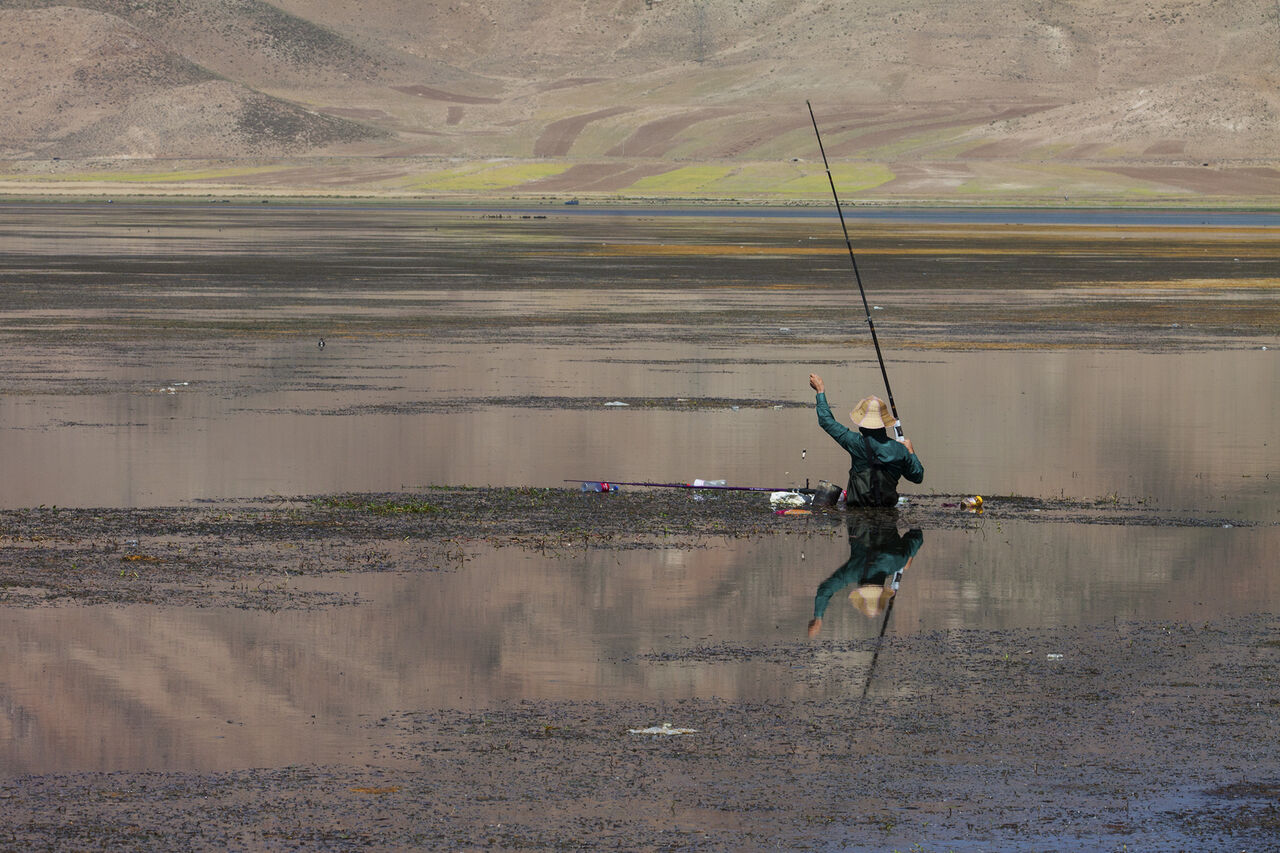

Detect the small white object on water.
[
  {"left": 778, "top": 327, "right": 791, "bottom": 333},
  {"left": 629, "top": 723, "right": 698, "bottom": 736},
  {"left": 896, "top": 496, "right": 909, "bottom": 507},
  {"left": 770, "top": 491, "right": 808, "bottom": 508},
  {"left": 1046, "top": 654, "right": 1064, "bottom": 660},
  {"left": 603, "top": 401, "right": 629, "bottom": 407},
  {"left": 873, "top": 305, "right": 883, "bottom": 310},
  {"left": 730, "top": 405, "right": 740, "bottom": 411}
]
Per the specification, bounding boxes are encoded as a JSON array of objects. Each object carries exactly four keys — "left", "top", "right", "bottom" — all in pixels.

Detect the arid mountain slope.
[
  {"left": 1, "top": 7, "right": 382, "bottom": 158},
  {"left": 1, "top": 0, "right": 1278, "bottom": 200}
]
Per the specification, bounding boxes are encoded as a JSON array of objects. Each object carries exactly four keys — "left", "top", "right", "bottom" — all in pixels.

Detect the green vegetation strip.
[{"left": 320, "top": 497, "right": 441, "bottom": 515}]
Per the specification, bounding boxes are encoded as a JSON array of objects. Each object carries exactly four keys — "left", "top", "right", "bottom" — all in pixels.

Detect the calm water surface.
[
  {"left": 4, "top": 523, "right": 1278, "bottom": 773},
  {"left": 1, "top": 204, "right": 1276, "bottom": 773}
]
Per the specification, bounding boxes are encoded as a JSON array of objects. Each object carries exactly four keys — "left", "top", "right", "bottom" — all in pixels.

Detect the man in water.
[{"left": 808, "top": 373, "right": 923, "bottom": 507}]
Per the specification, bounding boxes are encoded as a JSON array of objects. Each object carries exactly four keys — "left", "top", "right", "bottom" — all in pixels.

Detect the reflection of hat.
[
  {"left": 850, "top": 396, "right": 892, "bottom": 429},
  {"left": 850, "top": 584, "right": 895, "bottom": 617}
]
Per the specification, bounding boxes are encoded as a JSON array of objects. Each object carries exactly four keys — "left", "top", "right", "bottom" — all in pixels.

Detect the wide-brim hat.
[
  {"left": 850, "top": 395, "right": 892, "bottom": 430},
  {"left": 850, "top": 584, "right": 894, "bottom": 618}
]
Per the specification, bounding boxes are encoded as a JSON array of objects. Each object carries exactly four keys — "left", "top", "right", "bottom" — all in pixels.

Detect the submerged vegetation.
[{"left": 319, "top": 496, "right": 442, "bottom": 515}]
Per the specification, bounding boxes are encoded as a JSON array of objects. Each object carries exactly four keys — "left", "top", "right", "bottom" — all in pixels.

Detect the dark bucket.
[{"left": 812, "top": 479, "right": 842, "bottom": 508}]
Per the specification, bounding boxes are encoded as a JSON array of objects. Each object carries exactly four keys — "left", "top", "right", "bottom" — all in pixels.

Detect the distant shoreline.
[{"left": 2, "top": 193, "right": 1279, "bottom": 225}]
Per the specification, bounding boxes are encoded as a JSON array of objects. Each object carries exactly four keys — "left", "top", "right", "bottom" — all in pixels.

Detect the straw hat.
[
  {"left": 850, "top": 395, "right": 892, "bottom": 429},
  {"left": 850, "top": 584, "right": 895, "bottom": 618}
]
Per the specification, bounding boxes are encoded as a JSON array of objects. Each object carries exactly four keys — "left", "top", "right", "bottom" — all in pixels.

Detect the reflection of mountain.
[
  {"left": 1, "top": 208, "right": 1276, "bottom": 514},
  {"left": 5, "top": 525, "right": 1279, "bottom": 773}
]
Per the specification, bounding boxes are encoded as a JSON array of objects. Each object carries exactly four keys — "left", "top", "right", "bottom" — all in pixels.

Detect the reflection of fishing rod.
[
  {"left": 565, "top": 479, "right": 816, "bottom": 494},
  {"left": 806, "top": 100, "right": 903, "bottom": 439},
  {"left": 858, "top": 569, "right": 903, "bottom": 706}
]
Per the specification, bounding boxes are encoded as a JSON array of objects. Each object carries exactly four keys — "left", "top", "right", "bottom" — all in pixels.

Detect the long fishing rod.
[
  {"left": 857, "top": 572, "right": 900, "bottom": 706},
  {"left": 565, "top": 479, "right": 816, "bottom": 494},
  {"left": 856, "top": 548, "right": 913, "bottom": 711},
  {"left": 806, "top": 100, "right": 902, "bottom": 438}
]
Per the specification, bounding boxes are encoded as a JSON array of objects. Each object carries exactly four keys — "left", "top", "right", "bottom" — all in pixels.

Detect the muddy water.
[
  {"left": 6, "top": 523, "right": 1279, "bottom": 773},
  {"left": 1, "top": 203, "right": 1277, "bottom": 773},
  {"left": 2, "top": 341, "right": 1276, "bottom": 519}
]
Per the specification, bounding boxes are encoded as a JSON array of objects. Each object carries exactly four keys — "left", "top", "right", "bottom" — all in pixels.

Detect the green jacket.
[
  {"left": 813, "top": 524, "right": 924, "bottom": 620},
  {"left": 815, "top": 392, "right": 924, "bottom": 507}
]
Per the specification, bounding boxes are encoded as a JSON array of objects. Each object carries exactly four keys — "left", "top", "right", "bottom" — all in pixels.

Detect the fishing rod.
[
  {"left": 857, "top": 569, "right": 901, "bottom": 706},
  {"left": 806, "top": 100, "right": 903, "bottom": 439},
  {"left": 565, "top": 479, "right": 817, "bottom": 494}
]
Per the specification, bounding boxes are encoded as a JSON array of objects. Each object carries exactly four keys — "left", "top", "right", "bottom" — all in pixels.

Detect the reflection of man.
[{"left": 808, "top": 516, "right": 923, "bottom": 637}]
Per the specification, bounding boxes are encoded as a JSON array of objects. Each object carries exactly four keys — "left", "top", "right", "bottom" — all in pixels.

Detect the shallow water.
[
  {"left": 5, "top": 522, "right": 1278, "bottom": 773},
  {"left": 1, "top": 341, "right": 1275, "bottom": 520},
  {"left": 1, "top": 203, "right": 1277, "bottom": 774}
]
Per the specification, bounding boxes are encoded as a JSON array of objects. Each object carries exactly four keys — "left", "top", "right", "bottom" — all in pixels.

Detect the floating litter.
[
  {"left": 603, "top": 401, "right": 629, "bottom": 407},
  {"left": 629, "top": 723, "right": 698, "bottom": 736},
  {"left": 1047, "top": 654, "right": 1064, "bottom": 660},
  {"left": 770, "top": 491, "right": 809, "bottom": 508}
]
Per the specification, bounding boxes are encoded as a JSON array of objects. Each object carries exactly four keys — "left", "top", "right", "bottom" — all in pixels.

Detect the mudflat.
[
  {"left": 2, "top": 490, "right": 1277, "bottom": 850},
  {"left": 1, "top": 204, "right": 1277, "bottom": 851}
]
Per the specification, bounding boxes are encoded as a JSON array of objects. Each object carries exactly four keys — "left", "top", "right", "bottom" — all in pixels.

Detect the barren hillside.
[{"left": 1, "top": 0, "right": 1278, "bottom": 201}]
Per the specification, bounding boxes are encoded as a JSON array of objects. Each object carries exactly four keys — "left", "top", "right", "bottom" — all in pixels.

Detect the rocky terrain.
[{"left": 1, "top": 1, "right": 1279, "bottom": 201}]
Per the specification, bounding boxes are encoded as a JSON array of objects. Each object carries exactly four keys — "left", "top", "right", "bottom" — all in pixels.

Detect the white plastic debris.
[
  {"left": 628, "top": 723, "right": 698, "bottom": 736},
  {"left": 770, "top": 491, "right": 809, "bottom": 508},
  {"left": 1046, "top": 654, "right": 1064, "bottom": 660},
  {"left": 603, "top": 401, "right": 629, "bottom": 407}
]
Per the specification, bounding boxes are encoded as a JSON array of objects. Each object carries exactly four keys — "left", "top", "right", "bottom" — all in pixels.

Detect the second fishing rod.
[{"left": 806, "top": 100, "right": 903, "bottom": 440}]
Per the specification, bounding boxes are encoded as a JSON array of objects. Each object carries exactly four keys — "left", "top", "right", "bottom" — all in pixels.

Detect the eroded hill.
[{"left": 1, "top": 0, "right": 1278, "bottom": 201}]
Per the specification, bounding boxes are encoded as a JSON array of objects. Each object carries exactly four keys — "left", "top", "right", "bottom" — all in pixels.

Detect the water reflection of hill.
[{"left": 5, "top": 524, "right": 1278, "bottom": 773}]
